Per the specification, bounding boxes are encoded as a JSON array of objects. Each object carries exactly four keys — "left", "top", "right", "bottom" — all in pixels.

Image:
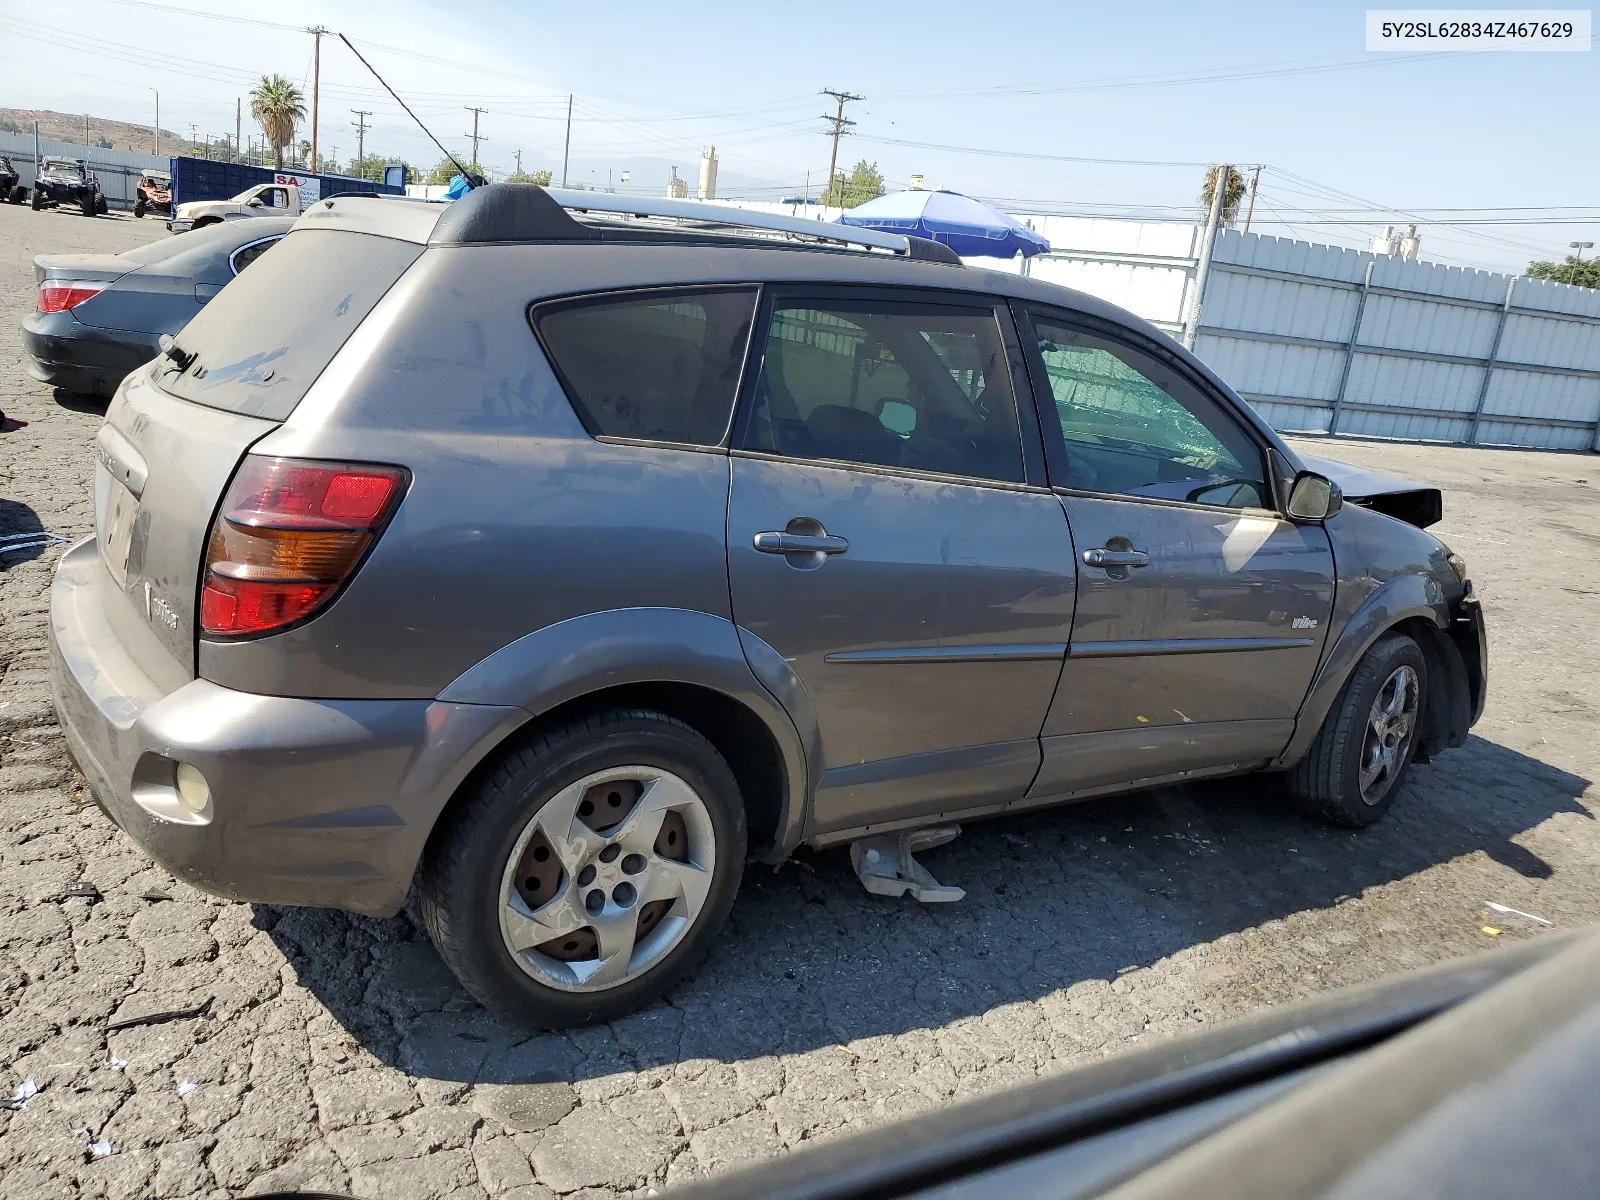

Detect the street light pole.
[{"left": 1572, "top": 241, "right": 1595, "bottom": 262}]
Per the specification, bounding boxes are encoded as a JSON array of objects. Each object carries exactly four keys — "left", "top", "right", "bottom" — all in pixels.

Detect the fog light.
[{"left": 174, "top": 763, "right": 211, "bottom": 813}]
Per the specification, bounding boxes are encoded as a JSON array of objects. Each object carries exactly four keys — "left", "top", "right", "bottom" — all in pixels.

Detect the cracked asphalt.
[{"left": 2, "top": 202, "right": 1598, "bottom": 1200}]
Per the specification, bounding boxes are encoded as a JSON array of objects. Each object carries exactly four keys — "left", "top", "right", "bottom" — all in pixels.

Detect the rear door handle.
[
  {"left": 754, "top": 532, "right": 849, "bottom": 555},
  {"left": 1082, "top": 547, "right": 1149, "bottom": 568}
]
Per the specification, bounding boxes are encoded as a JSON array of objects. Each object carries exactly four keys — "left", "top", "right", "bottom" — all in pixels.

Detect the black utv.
[
  {"left": 0, "top": 156, "right": 25, "bottom": 204},
  {"left": 31, "top": 156, "right": 108, "bottom": 217}
]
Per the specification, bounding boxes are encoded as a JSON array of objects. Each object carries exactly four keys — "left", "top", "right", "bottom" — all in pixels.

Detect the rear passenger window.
[
  {"left": 743, "top": 299, "right": 1024, "bottom": 484},
  {"left": 534, "top": 288, "right": 757, "bottom": 446}
]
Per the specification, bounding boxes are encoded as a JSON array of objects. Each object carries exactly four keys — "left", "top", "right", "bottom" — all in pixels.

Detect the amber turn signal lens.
[{"left": 200, "top": 456, "right": 407, "bottom": 637}]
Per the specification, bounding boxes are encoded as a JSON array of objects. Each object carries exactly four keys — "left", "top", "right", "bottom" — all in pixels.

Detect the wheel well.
[
  {"left": 193, "top": 216, "right": 221, "bottom": 227},
  {"left": 450, "top": 682, "right": 789, "bottom": 857},
  {"left": 1393, "top": 616, "right": 1470, "bottom": 759}
]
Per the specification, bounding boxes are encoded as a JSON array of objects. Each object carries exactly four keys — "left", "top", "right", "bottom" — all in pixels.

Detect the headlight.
[{"left": 1447, "top": 552, "right": 1468, "bottom": 583}]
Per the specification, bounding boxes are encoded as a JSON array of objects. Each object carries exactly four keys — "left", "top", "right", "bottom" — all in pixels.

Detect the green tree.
[
  {"left": 1527, "top": 254, "right": 1600, "bottom": 290},
  {"left": 345, "top": 154, "right": 415, "bottom": 184},
  {"left": 1200, "top": 164, "right": 1248, "bottom": 227},
  {"left": 507, "top": 168, "right": 553, "bottom": 185},
  {"left": 427, "top": 156, "right": 485, "bottom": 185},
  {"left": 828, "top": 160, "right": 885, "bottom": 208},
  {"left": 250, "top": 74, "right": 306, "bottom": 170}
]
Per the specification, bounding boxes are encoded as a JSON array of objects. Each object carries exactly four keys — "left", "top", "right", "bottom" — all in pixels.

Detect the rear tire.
[
  {"left": 134, "top": 199, "right": 145, "bottom": 218},
  {"left": 30, "top": 190, "right": 43, "bottom": 211},
  {"left": 420, "top": 709, "right": 747, "bottom": 1028},
  {"left": 80, "top": 193, "right": 95, "bottom": 217},
  {"left": 1289, "top": 632, "right": 1427, "bottom": 827},
  {"left": 96, "top": 194, "right": 108, "bottom": 215}
]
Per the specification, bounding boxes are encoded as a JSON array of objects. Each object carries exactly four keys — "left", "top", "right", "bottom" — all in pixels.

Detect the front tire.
[
  {"left": 1289, "top": 632, "right": 1427, "bottom": 827},
  {"left": 134, "top": 199, "right": 146, "bottom": 218},
  {"left": 30, "top": 190, "right": 43, "bottom": 211},
  {"left": 80, "top": 193, "right": 95, "bottom": 217},
  {"left": 421, "top": 709, "right": 747, "bottom": 1027}
]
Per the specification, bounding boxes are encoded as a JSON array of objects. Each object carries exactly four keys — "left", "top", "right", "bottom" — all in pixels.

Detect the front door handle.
[
  {"left": 754, "top": 531, "right": 849, "bottom": 555},
  {"left": 1082, "top": 547, "right": 1149, "bottom": 569}
]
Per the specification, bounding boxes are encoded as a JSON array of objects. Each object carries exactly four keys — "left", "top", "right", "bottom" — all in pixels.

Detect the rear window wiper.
[{"left": 158, "top": 334, "right": 197, "bottom": 373}]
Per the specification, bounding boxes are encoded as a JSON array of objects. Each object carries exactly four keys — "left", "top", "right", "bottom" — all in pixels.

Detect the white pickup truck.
[{"left": 167, "top": 180, "right": 310, "bottom": 235}]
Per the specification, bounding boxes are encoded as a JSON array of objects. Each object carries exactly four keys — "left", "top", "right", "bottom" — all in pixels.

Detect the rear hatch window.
[{"left": 156, "top": 228, "right": 422, "bottom": 420}]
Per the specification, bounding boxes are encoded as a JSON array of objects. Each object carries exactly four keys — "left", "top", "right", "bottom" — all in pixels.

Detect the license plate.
[{"left": 101, "top": 473, "right": 139, "bottom": 589}]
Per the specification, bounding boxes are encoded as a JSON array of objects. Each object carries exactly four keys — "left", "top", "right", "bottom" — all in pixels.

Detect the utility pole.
[
  {"left": 561, "top": 94, "right": 573, "bottom": 188},
  {"left": 152, "top": 89, "right": 159, "bottom": 156},
  {"left": 1183, "top": 164, "right": 1231, "bottom": 350},
  {"left": 1242, "top": 164, "right": 1263, "bottom": 234},
  {"left": 513, "top": 149, "right": 522, "bottom": 176},
  {"left": 84, "top": 113, "right": 90, "bottom": 145},
  {"left": 819, "top": 89, "right": 863, "bottom": 207},
  {"left": 309, "top": 26, "right": 329, "bottom": 171},
  {"left": 351, "top": 109, "right": 370, "bottom": 165},
  {"left": 188, "top": 123, "right": 198, "bottom": 152},
  {"left": 464, "top": 106, "right": 486, "bottom": 165},
  {"left": 236, "top": 98, "right": 241, "bottom": 163}
]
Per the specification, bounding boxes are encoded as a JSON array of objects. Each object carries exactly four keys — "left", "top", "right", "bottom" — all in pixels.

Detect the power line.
[
  {"left": 858, "top": 133, "right": 1210, "bottom": 168},
  {"left": 875, "top": 51, "right": 1457, "bottom": 100}
]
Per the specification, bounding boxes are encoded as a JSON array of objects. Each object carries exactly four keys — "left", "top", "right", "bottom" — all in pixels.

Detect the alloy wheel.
[
  {"left": 497, "top": 766, "right": 716, "bottom": 992},
  {"left": 1359, "top": 664, "right": 1419, "bottom": 805}
]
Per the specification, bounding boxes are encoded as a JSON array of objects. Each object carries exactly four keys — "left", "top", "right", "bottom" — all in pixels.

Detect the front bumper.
[
  {"left": 48, "top": 537, "right": 525, "bottom": 916},
  {"left": 166, "top": 218, "right": 195, "bottom": 233},
  {"left": 1452, "top": 588, "right": 1489, "bottom": 727},
  {"left": 22, "top": 311, "right": 155, "bottom": 397}
]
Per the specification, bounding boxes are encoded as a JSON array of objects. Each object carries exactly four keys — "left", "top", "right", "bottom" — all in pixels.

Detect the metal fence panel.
[{"left": 1191, "top": 229, "right": 1600, "bottom": 451}]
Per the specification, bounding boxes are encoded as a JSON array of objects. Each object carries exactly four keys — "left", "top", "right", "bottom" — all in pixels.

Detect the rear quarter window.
[
  {"left": 156, "top": 228, "right": 422, "bottom": 420},
  {"left": 532, "top": 288, "right": 758, "bottom": 446}
]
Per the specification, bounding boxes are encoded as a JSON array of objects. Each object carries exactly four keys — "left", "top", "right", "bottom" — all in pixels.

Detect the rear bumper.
[
  {"left": 21, "top": 311, "right": 155, "bottom": 397},
  {"left": 48, "top": 537, "right": 526, "bottom": 916}
]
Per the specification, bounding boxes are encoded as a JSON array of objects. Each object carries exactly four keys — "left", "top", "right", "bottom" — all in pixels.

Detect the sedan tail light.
[
  {"left": 38, "top": 281, "right": 108, "bottom": 313},
  {"left": 200, "top": 456, "right": 408, "bottom": 637}
]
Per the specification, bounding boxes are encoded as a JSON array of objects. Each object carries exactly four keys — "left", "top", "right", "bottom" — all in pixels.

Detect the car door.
[
  {"left": 727, "top": 288, "right": 1075, "bottom": 838},
  {"left": 1015, "top": 306, "right": 1336, "bottom": 799}
]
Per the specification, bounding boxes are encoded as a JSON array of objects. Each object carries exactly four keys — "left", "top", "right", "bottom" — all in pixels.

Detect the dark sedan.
[{"left": 22, "top": 216, "right": 295, "bottom": 397}]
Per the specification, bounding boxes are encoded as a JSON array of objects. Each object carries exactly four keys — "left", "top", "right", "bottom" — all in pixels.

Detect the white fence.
[
  {"left": 987, "top": 217, "right": 1600, "bottom": 453},
  {"left": 1196, "top": 230, "right": 1600, "bottom": 451},
  {"left": 0, "top": 131, "right": 168, "bottom": 211}
]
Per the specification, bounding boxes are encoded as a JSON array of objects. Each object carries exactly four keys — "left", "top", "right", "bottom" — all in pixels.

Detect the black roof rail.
[{"left": 429, "top": 184, "right": 599, "bottom": 245}]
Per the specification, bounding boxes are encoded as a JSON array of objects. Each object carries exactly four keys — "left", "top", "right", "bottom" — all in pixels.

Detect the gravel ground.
[{"left": 1, "top": 201, "right": 1597, "bottom": 1200}]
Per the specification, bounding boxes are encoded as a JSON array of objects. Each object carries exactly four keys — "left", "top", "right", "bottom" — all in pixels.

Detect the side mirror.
[
  {"left": 246, "top": 197, "right": 264, "bottom": 208},
  {"left": 1286, "top": 471, "right": 1343, "bottom": 522}
]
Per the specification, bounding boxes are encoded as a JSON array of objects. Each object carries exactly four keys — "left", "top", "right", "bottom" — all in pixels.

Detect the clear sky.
[{"left": 2, "top": 0, "right": 1595, "bottom": 272}]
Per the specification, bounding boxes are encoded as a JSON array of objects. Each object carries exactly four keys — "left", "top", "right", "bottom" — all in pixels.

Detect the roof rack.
[{"left": 426, "top": 183, "right": 963, "bottom": 265}]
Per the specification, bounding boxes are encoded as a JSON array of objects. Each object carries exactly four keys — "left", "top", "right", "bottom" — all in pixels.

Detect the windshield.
[{"left": 155, "top": 228, "right": 420, "bottom": 419}]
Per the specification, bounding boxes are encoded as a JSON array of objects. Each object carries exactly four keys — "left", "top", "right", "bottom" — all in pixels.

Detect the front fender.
[
  {"left": 438, "top": 607, "right": 812, "bottom": 858},
  {"left": 1274, "top": 572, "right": 1448, "bottom": 769}
]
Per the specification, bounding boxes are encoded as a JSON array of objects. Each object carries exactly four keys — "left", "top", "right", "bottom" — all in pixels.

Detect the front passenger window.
[
  {"left": 1031, "top": 318, "right": 1268, "bottom": 508},
  {"left": 744, "top": 300, "right": 1024, "bottom": 484}
]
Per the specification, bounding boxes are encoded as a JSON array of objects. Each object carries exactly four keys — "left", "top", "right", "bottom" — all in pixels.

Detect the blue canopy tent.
[{"left": 836, "top": 189, "right": 1051, "bottom": 259}]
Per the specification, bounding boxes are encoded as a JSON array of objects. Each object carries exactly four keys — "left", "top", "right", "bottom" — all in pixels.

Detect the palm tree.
[{"left": 250, "top": 74, "right": 306, "bottom": 170}]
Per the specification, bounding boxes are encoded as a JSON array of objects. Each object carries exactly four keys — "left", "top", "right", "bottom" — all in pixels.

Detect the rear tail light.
[
  {"left": 38, "top": 281, "right": 107, "bottom": 313},
  {"left": 200, "top": 456, "right": 408, "bottom": 637}
]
